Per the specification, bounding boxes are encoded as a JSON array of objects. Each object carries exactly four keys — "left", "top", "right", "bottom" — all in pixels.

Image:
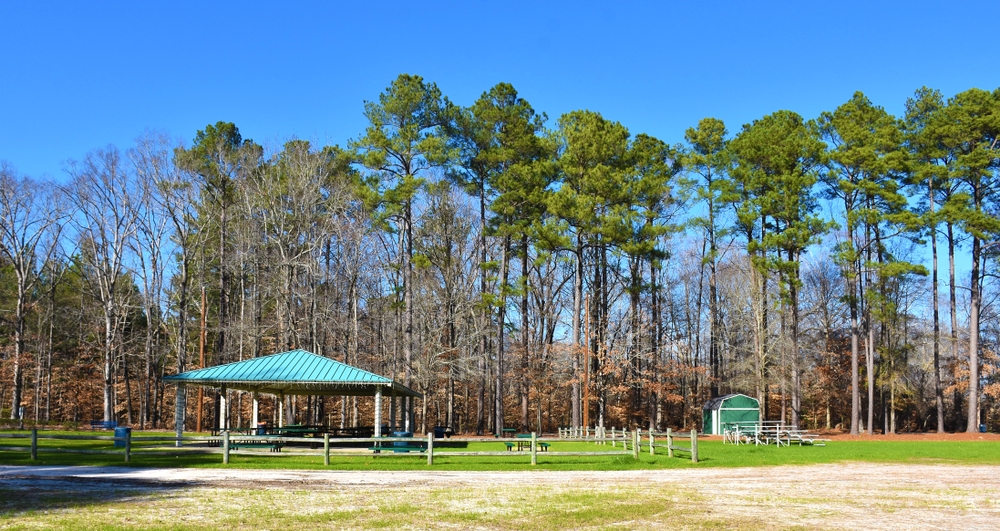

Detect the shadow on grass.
[{"left": 0, "top": 474, "right": 199, "bottom": 515}]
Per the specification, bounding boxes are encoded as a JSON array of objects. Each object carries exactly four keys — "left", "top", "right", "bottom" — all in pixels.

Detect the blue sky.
[{"left": 2, "top": 1, "right": 998, "bottom": 182}]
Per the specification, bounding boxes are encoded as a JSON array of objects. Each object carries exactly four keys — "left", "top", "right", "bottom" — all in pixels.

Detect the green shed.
[{"left": 702, "top": 393, "right": 760, "bottom": 435}]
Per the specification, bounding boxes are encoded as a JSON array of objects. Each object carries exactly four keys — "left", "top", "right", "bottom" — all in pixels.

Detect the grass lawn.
[{"left": 2, "top": 430, "right": 1000, "bottom": 470}]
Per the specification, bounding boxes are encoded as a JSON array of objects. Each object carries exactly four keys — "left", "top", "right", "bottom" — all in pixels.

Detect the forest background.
[{"left": 1, "top": 2, "right": 999, "bottom": 437}]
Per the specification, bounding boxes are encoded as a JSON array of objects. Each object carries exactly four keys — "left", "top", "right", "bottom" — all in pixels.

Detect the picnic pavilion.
[{"left": 164, "top": 349, "right": 421, "bottom": 441}]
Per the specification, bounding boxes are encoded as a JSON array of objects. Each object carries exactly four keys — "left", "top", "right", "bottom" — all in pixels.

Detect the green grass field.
[{"left": 2, "top": 430, "right": 999, "bottom": 470}]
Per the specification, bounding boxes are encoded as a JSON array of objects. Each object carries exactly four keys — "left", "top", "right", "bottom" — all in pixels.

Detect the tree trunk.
[
  {"left": 967, "top": 237, "right": 981, "bottom": 433},
  {"left": 571, "top": 237, "right": 584, "bottom": 428},
  {"left": 10, "top": 281, "right": 26, "bottom": 421},
  {"left": 929, "top": 180, "right": 944, "bottom": 432},
  {"left": 103, "top": 307, "right": 115, "bottom": 422},
  {"left": 790, "top": 249, "right": 801, "bottom": 428},
  {"left": 947, "top": 222, "right": 961, "bottom": 429},
  {"left": 403, "top": 199, "right": 414, "bottom": 432},
  {"left": 520, "top": 234, "right": 530, "bottom": 431}
]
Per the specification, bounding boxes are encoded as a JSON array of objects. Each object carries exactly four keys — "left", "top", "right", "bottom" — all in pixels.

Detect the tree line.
[{"left": 1, "top": 75, "right": 998, "bottom": 435}]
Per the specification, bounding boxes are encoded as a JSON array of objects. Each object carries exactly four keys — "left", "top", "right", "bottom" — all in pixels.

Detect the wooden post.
[
  {"left": 125, "top": 430, "right": 131, "bottom": 463},
  {"left": 427, "top": 432, "right": 434, "bottom": 466},
  {"left": 691, "top": 429, "right": 698, "bottom": 463},
  {"left": 324, "top": 433, "right": 330, "bottom": 466},
  {"left": 667, "top": 428, "right": 673, "bottom": 458},
  {"left": 222, "top": 431, "right": 230, "bottom": 464},
  {"left": 530, "top": 432, "right": 537, "bottom": 466},
  {"left": 612, "top": 427, "right": 616, "bottom": 447},
  {"left": 633, "top": 429, "right": 639, "bottom": 459},
  {"left": 30, "top": 429, "right": 37, "bottom": 461},
  {"left": 649, "top": 430, "right": 655, "bottom": 456}
]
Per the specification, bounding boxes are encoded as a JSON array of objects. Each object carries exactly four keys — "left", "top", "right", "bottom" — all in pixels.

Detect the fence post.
[
  {"left": 530, "top": 432, "right": 537, "bottom": 466},
  {"left": 427, "top": 432, "right": 434, "bottom": 466},
  {"left": 691, "top": 429, "right": 698, "bottom": 464},
  {"left": 633, "top": 429, "right": 639, "bottom": 459},
  {"left": 222, "top": 431, "right": 230, "bottom": 464},
  {"left": 666, "top": 428, "right": 673, "bottom": 458},
  {"left": 30, "top": 429, "right": 37, "bottom": 461},
  {"left": 125, "top": 429, "right": 131, "bottom": 463},
  {"left": 324, "top": 433, "right": 330, "bottom": 466},
  {"left": 649, "top": 430, "right": 655, "bottom": 456}
]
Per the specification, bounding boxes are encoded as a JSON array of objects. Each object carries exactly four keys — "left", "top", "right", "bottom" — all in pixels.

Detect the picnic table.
[
  {"left": 269, "top": 425, "right": 323, "bottom": 437},
  {"left": 501, "top": 433, "right": 549, "bottom": 452}
]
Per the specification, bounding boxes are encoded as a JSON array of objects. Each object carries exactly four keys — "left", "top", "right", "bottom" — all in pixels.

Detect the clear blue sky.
[{"left": 2, "top": 1, "right": 998, "bottom": 182}]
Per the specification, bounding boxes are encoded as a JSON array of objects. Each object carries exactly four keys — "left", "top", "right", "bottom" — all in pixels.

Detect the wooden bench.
[{"left": 89, "top": 420, "right": 117, "bottom": 430}]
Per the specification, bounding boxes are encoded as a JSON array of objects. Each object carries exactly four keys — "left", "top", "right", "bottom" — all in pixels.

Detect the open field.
[{"left": 2, "top": 463, "right": 999, "bottom": 530}]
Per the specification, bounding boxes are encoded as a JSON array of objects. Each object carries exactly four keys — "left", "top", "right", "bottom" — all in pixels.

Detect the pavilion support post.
[
  {"left": 374, "top": 388, "right": 383, "bottom": 438},
  {"left": 174, "top": 384, "right": 186, "bottom": 447},
  {"left": 407, "top": 397, "right": 414, "bottom": 434},
  {"left": 388, "top": 396, "right": 395, "bottom": 433},
  {"left": 278, "top": 393, "right": 284, "bottom": 428},
  {"left": 252, "top": 391, "right": 259, "bottom": 428},
  {"left": 219, "top": 386, "right": 228, "bottom": 430}
]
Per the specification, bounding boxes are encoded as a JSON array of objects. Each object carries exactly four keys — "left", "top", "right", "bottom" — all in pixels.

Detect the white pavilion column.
[
  {"left": 219, "top": 386, "right": 227, "bottom": 430},
  {"left": 252, "top": 391, "right": 259, "bottom": 427},
  {"left": 174, "top": 384, "right": 186, "bottom": 447},
  {"left": 389, "top": 396, "right": 397, "bottom": 433},
  {"left": 374, "top": 388, "right": 383, "bottom": 438},
  {"left": 278, "top": 393, "right": 284, "bottom": 427}
]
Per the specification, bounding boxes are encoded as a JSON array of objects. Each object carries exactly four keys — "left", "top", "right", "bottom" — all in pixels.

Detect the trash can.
[
  {"left": 433, "top": 426, "right": 446, "bottom": 439},
  {"left": 114, "top": 427, "right": 131, "bottom": 448},
  {"left": 257, "top": 422, "right": 267, "bottom": 435},
  {"left": 392, "top": 431, "right": 412, "bottom": 447},
  {"left": 980, "top": 424, "right": 987, "bottom": 433}
]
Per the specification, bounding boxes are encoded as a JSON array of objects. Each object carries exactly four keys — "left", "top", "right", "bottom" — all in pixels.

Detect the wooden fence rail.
[
  {"left": 1, "top": 428, "right": 699, "bottom": 465},
  {"left": 0, "top": 429, "right": 639, "bottom": 466}
]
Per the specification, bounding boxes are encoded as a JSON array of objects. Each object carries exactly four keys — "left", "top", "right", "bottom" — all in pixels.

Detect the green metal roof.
[{"left": 164, "top": 349, "right": 420, "bottom": 398}]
